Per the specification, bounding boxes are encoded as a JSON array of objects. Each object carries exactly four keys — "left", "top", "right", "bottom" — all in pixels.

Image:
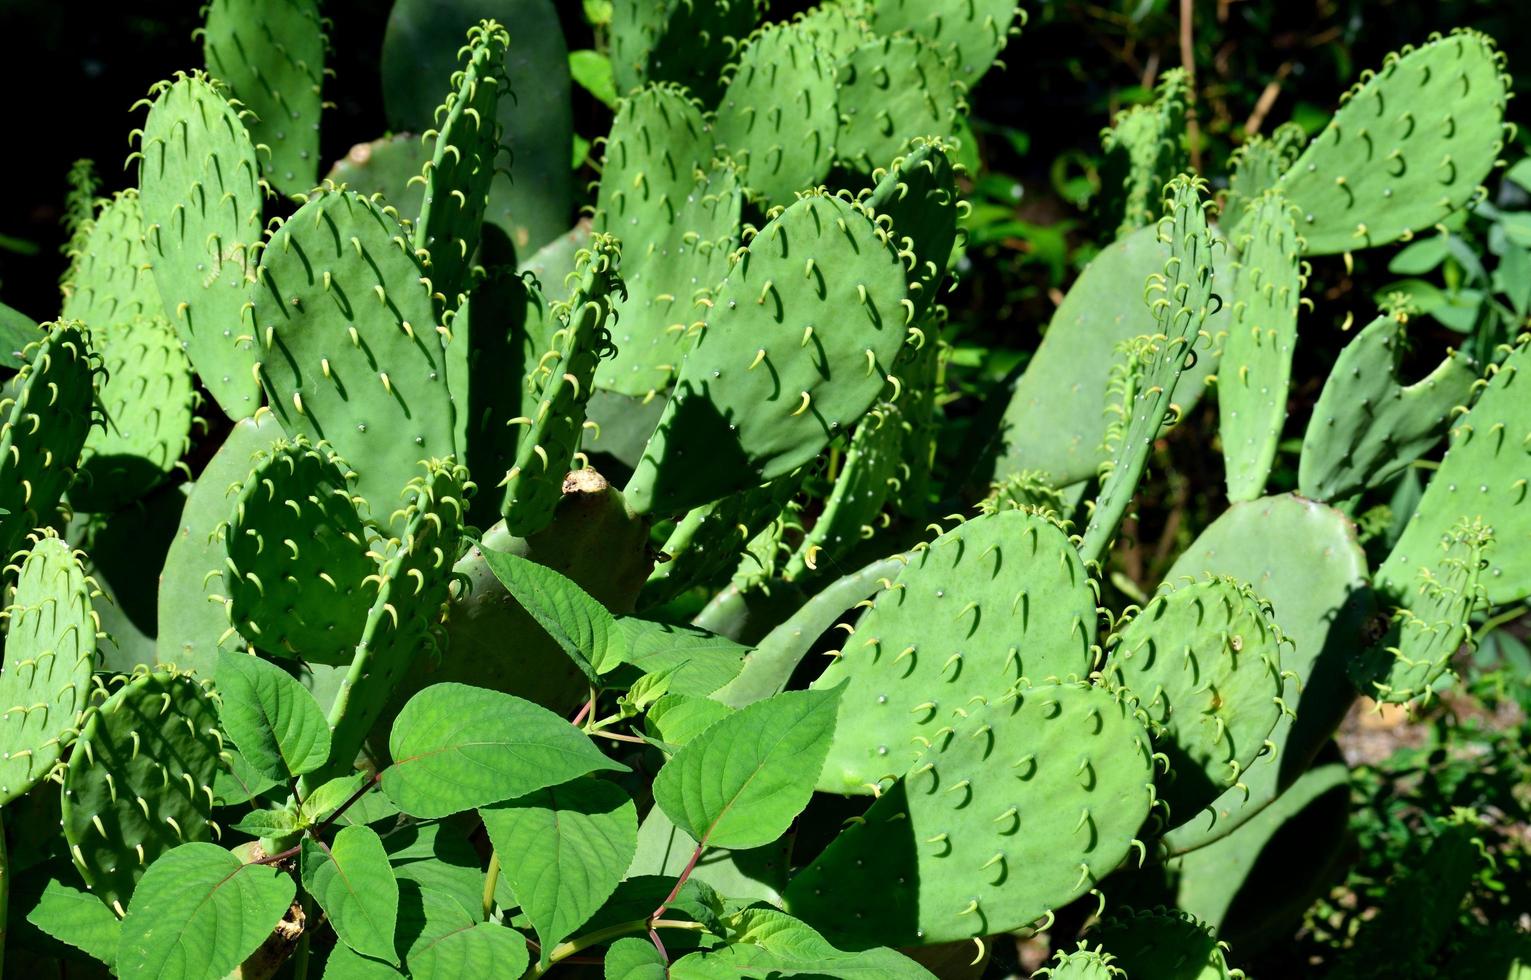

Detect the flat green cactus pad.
[
  {"left": 1299, "top": 308, "right": 1477, "bottom": 502},
  {"left": 1219, "top": 190, "right": 1305, "bottom": 502},
  {"left": 1105, "top": 576, "right": 1286, "bottom": 825},
  {"left": 1276, "top": 30, "right": 1510, "bottom": 256},
  {"left": 1376, "top": 333, "right": 1530, "bottom": 606},
  {"left": 326, "top": 134, "right": 430, "bottom": 224},
  {"left": 156, "top": 410, "right": 286, "bottom": 676},
  {"left": 0, "top": 530, "right": 100, "bottom": 805},
  {"left": 202, "top": 0, "right": 327, "bottom": 196},
  {"left": 72, "top": 316, "right": 197, "bottom": 513},
  {"left": 870, "top": 0, "right": 1023, "bottom": 85},
  {"left": 785, "top": 681, "right": 1156, "bottom": 948},
  {"left": 0, "top": 322, "right": 98, "bottom": 562},
  {"left": 794, "top": 3, "right": 873, "bottom": 60},
  {"left": 609, "top": 0, "right": 758, "bottom": 106},
  {"left": 253, "top": 186, "right": 456, "bottom": 518},
  {"left": 1222, "top": 123, "right": 1305, "bottom": 237},
  {"left": 714, "top": 23, "right": 838, "bottom": 208},
  {"left": 222, "top": 438, "right": 376, "bottom": 665},
  {"left": 625, "top": 191, "right": 909, "bottom": 516},
  {"left": 1159, "top": 495, "right": 1370, "bottom": 855},
  {"left": 137, "top": 71, "right": 263, "bottom": 420},
  {"left": 62, "top": 669, "right": 228, "bottom": 915},
  {"left": 1038, "top": 944, "right": 1126, "bottom": 980},
  {"left": 835, "top": 36, "right": 966, "bottom": 176},
  {"left": 865, "top": 137, "right": 961, "bottom": 322},
  {"left": 812, "top": 509, "right": 1097, "bottom": 794},
  {"left": 1098, "top": 70, "right": 1190, "bottom": 238},
  {"left": 1089, "top": 907, "right": 1244, "bottom": 979},
  {"left": 983, "top": 221, "right": 1227, "bottom": 489},
  {"left": 61, "top": 191, "right": 161, "bottom": 330}
]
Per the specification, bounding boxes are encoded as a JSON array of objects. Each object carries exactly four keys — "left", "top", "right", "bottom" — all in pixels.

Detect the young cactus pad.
[
  {"left": 812, "top": 509, "right": 1096, "bottom": 794},
  {"left": 136, "top": 71, "right": 263, "bottom": 420},
  {"left": 252, "top": 186, "right": 457, "bottom": 518},
  {"left": 0, "top": 530, "right": 101, "bottom": 806},
  {"left": 865, "top": 136, "right": 961, "bottom": 323},
  {"left": 624, "top": 191, "right": 910, "bottom": 516},
  {"left": 1104, "top": 576, "right": 1286, "bottom": 824},
  {"left": 869, "top": 0, "right": 1024, "bottom": 84},
  {"left": 785, "top": 681, "right": 1156, "bottom": 948},
  {"left": 834, "top": 36, "right": 966, "bottom": 176},
  {"left": 60, "top": 191, "right": 162, "bottom": 330},
  {"left": 1275, "top": 30, "right": 1511, "bottom": 256}
]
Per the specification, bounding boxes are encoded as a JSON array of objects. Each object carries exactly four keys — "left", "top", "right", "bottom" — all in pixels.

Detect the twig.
[{"left": 1179, "top": 0, "right": 1202, "bottom": 171}]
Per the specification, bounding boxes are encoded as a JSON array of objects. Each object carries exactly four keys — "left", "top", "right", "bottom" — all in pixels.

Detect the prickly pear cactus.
[
  {"left": 0, "top": 530, "right": 101, "bottom": 805},
  {"left": 869, "top": 0, "right": 1024, "bottom": 84},
  {"left": 609, "top": 0, "right": 758, "bottom": 105},
  {"left": 253, "top": 185, "right": 456, "bottom": 517},
  {"left": 1275, "top": 30, "right": 1510, "bottom": 255},
  {"left": 1222, "top": 123, "right": 1305, "bottom": 236},
  {"left": 1105, "top": 576, "right": 1287, "bottom": 824},
  {"left": 62, "top": 668, "right": 228, "bottom": 915},
  {"left": 500, "top": 235, "right": 623, "bottom": 536},
  {"left": 1375, "top": 333, "right": 1530, "bottom": 606},
  {"left": 136, "top": 71, "right": 264, "bottom": 420},
  {"left": 201, "top": 0, "right": 328, "bottom": 196},
  {"left": 786, "top": 681, "right": 1156, "bottom": 948},
  {"left": 0, "top": 322, "right": 99, "bottom": 562},
  {"left": 221, "top": 438, "right": 376, "bottom": 665},
  {"left": 60, "top": 191, "right": 161, "bottom": 330},
  {"left": 1298, "top": 306, "right": 1478, "bottom": 502},
  {"left": 1099, "top": 69, "right": 1191, "bottom": 238},
  {"left": 1219, "top": 190, "right": 1306, "bottom": 502},
  {"left": 1088, "top": 907, "right": 1246, "bottom": 979},
  {"left": 625, "top": 191, "right": 910, "bottom": 516},
  {"left": 865, "top": 137, "right": 961, "bottom": 322},
  {"left": 1037, "top": 944, "right": 1127, "bottom": 980},
  {"left": 812, "top": 510, "right": 1097, "bottom": 794},
  {"left": 834, "top": 36, "right": 967, "bottom": 175}
]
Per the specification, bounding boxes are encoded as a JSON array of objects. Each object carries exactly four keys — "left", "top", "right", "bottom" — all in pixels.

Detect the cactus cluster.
[{"left": 0, "top": 3, "right": 1526, "bottom": 979}]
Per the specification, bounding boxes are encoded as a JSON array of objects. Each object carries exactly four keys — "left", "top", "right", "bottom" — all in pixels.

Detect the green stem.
[
  {"left": 483, "top": 851, "right": 500, "bottom": 921},
  {"left": 1474, "top": 604, "right": 1528, "bottom": 641},
  {"left": 527, "top": 918, "right": 704, "bottom": 977}
]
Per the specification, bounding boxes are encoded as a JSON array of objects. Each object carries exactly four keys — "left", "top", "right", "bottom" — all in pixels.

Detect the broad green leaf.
[
  {"left": 229, "top": 806, "right": 303, "bottom": 837},
  {"left": 302, "top": 826, "right": 400, "bottom": 963},
  {"left": 25, "top": 880, "right": 121, "bottom": 966},
  {"left": 116, "top": 842, "right": 296, "bottom": 980},
  {"left": 618, "top": 664, "right": 683, "bottom": 718},
  {"left": 384, "top": 682, "right": 624, "bottom": 818},
  {"left": 324, "top": 942, "right": 404, "bottom": 979},
  {"left": 479, "top": 546, "right": 625, "bottom": 678},
  {"left": 569, "top": 50, "right": 617, "bottom": 108},
  {"left": 668, "top": 907, "right": 937, "bottom": 979},
  {"left": 584, "top": 876, "right": 726, "bottom": 943},
  {"left": 615, "top": 617, "right": 749, "bottom": 696},
  {"left": 398, "top": 881, "right": 530, "bottom": 978},
  {"left": 301, "top": 773, "right": 370, "bottom": 825},
  {"left": 652, "top": 687, "right": 841, "bottom": 850},
  {"left": 481, "top": 778, "right": 637, "bottom": 962},
  {"left": 383, "top": 821, "right": 482, "bottom": 920},
  {"left": 646, "top": 693, "right": 734, "bottom": 746},
  {"left": 216, "top": 651, "right": 332, "bottom": 780},
  {"left": 605, "top": 936, "right": 667, "bottom": 979},
  {"left": 213, "top": 748, "right": 282, "bottom": 807}
]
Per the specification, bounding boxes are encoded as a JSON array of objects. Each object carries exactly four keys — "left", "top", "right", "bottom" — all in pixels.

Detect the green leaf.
[
  {"left": 324, "top": 942, "right": 404, "bottom": 979},
  {"left": 229, "top": 806, "right": 303, "bottom": 837},
  {"left": 478, "top": 547, "right": 625, "bottom": 679},
  {"left": 646, "top": 694, "right": 733, "bottom": 746},
  {"left": 480, "top": 778, "right": 637, "bottom": 962},
  {"left": 25, "top": 879, "right": 121, "bottom": 966},
  {"left": 384, "top": 821, "right": 483, "bottom": 920},
  {"left": 116, "top": 842, "right": 296, "bottom": 980},
  {"left": 301, "top": 773, "right": 369, "bottom": 825},
  {"left": 569, "top": 50, "right": 617, "bottom": 108},
  {"left": 216, "top": 651, "right": 332, "bottom": 780},
  {"left": 398, "top": 882, "right": 530, "bottom": 978},
  {"left": 384, "top": 682, "right": 625, "bottom": 818},
  {"left": 668, "top": 907, "right": 937, "bottom": 979},
  {"left": 604, "top": 937, "right": 668, "bottom": 979},
  {"left": 302, "top": 826, "right": 400, "bottom": 963},
  {"left": 0, "top": 299, "right": 38, "bottom": 370},
  {"left": 615, "top": 617, "right": 749, "bottom": 696},
  {"left": 652, "top": 687, "right": 841, "bottom": 850}
]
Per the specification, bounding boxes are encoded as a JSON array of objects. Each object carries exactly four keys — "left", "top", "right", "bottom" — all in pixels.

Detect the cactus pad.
[
  {"left": 62, "top": 669, "right": 227, "bottom": 915},
  {"left": 0, "top": 322, "right": 99, "bottom": 562},
  {"left": 1098, "top": 69, "right": 1190, "bottom": 238},
  {"left": 222, "top": 438, "right": 376, "bottom": 665},
  {"left": 253, "top": 186, "right": 456, "bottom": 518},
  {"left": 202, "top": 0, "right": 327, "bottom": 195},
  {"left": 609, "top": 0, "right": 757, "bottom": 105},
  {"left": 0, "top": 530, "right": 101, "bottom": 805},
  {"left": 71, "top": 316, "right": 197, "bottom": 513},
  {"left": 1275, "top": 31, "right": 1510, "bottom": 255},
  {"left": 1105, "top": 576, "right": 1286, "bottom": 824},
  {"left": 1219, "top": 190, "right": 1305, "bottom": 502},
  {"left": 1037, "top": 944, "right": 1125, "bottom": 980},
  {"left": 870, "top": 0, "right": 1024, "bottom": 84},
  {"left": 500, "top": 235, "right": 623, "bottom": 536},
  {"left": 835, "top": 36, "right": 966, "bottom": 176},
  {"left": 714, "top": 23, "right": 838, "bottom": 208},
  {"left": 1222, "top": 123, "right": 1305, "bottom": 236},
  {"left": 785, "top": 681, "right": 1156, "bottom": 948},
  {"left": 1375, "top": 333, "right": 1530, "bottom": 606},
  {"left": 1298, "top": 308, "right": 1477, "bottom": 502},
  {"left": 1088, "top": 907, "right": 1244, "bottom": 979},
  {"left": 865, "top": 137, "right": 961, "bottom": 322},
  {"left": 60, "top": 191, "right": 161, "bottom": 330},
  {"left": 137, "top": 71, "right": 263, "bottom": 420},
  {"left": 812, "top": 510, "right": 1096, "bottom": 794},
  {"left": 625, "top": 191, "right": 909, "bottom": 516}
]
